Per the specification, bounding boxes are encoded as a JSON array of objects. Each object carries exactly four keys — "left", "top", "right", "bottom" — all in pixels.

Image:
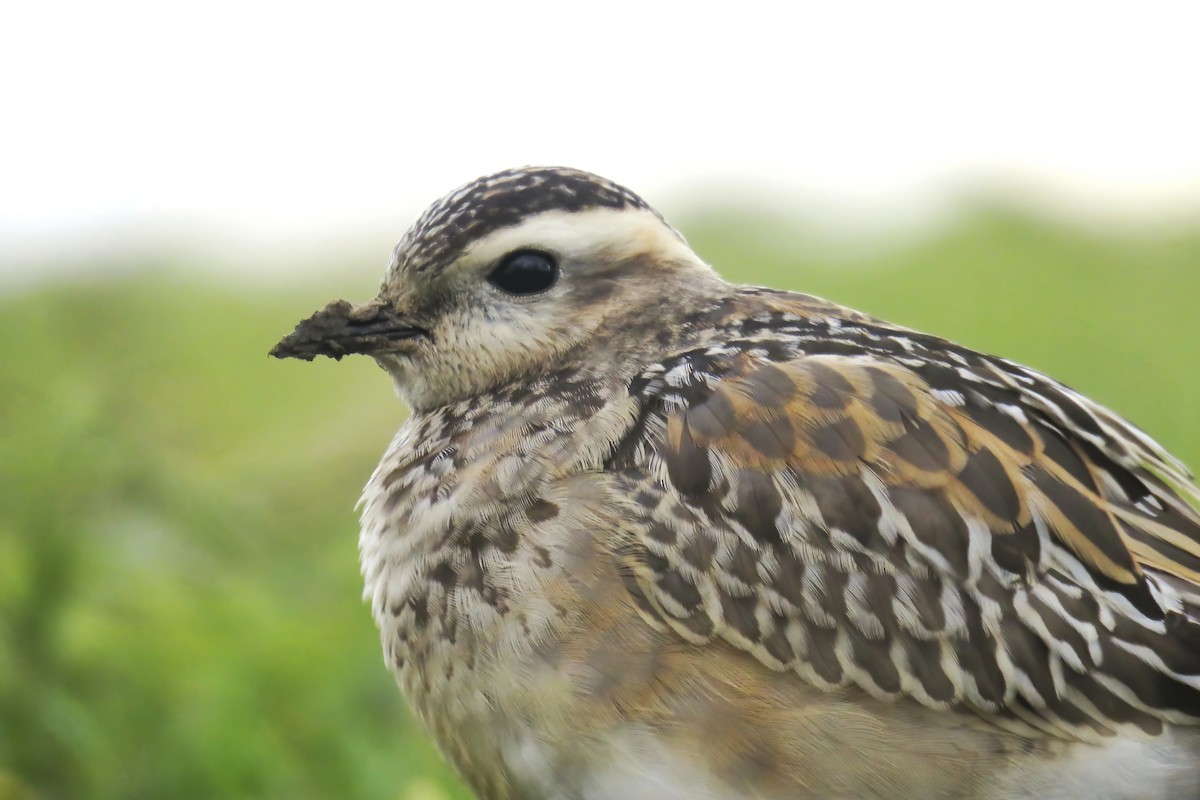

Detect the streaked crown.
[{"left": 390, "top": 166, "right": 669, "bottom": 277}]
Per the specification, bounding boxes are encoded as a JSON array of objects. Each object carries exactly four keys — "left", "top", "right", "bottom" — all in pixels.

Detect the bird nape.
[{"left": 272, "top": 166, "right": 1200, "bottom": 800}]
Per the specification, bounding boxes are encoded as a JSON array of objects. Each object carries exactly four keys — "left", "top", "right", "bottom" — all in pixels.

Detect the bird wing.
[{"left": 605, "top": 289, "right": 1200, "bottom": 740}]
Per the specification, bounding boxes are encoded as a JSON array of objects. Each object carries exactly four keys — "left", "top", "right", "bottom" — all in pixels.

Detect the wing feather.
[{"left": 608, "top": 291, "right": 1200, "bottom": 739}]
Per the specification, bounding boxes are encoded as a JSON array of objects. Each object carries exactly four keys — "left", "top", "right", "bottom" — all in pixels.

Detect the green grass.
[{"left": 1, "top": 206, "right": 1197, "bottom": 799}]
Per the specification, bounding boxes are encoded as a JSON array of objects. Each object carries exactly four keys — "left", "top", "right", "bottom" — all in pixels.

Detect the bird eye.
[{"left": 487, "top": 250, "right": 559, "bottom": 295}]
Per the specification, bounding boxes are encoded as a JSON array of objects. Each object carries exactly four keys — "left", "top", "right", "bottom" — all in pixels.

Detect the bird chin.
[{"left": 373, "top": 353, "right": 420, "bottom": 404}]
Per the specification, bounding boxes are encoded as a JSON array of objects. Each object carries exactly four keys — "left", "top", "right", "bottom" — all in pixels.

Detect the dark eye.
[{"left": 487, "top": 250, "right": 558, "bottom": 295}]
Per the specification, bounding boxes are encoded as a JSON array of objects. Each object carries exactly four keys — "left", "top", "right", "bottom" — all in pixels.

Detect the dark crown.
[{"left": 392, "top": 166, "right": 659, "bottom": 276}]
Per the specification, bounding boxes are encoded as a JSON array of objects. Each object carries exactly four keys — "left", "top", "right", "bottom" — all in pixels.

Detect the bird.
[{"left": 270, "top": 166, "right": 1200, "bottom": 800}]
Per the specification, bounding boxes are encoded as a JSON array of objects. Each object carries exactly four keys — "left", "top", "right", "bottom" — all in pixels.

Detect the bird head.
[{"left": 270, "top": 167, "right": 722, "bottom": 410}]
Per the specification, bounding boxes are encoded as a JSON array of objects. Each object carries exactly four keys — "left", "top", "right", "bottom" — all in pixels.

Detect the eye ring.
[{"left": 487, "top": 250, "right": 559, "bottom": 295}]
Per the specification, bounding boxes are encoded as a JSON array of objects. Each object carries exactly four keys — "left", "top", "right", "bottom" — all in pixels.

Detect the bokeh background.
[{"left": 3, "top": 3, "right": 1199, "bottom": 799}]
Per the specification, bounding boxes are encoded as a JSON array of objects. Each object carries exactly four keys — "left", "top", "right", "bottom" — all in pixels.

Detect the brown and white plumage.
[
  {"left": 272, "top": 167, "right": 1200, "bottom": 799},
  {"left": 612, "top": 290, "right": 1200, "bottom": 733}
]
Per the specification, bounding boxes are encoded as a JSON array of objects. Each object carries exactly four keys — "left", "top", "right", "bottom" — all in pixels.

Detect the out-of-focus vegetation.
[{"left": 1, "top": 206, "right": 1198, "bottom": 799}]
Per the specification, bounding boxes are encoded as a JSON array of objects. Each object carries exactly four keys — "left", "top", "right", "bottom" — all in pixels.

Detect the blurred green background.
[{"left": 2, "top": 204, "right": 1198, "bottom": 800}]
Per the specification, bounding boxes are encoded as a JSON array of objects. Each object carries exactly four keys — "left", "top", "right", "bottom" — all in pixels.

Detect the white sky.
[{"left": 3, "top": 0, "right": 1199, "bottom": 282}]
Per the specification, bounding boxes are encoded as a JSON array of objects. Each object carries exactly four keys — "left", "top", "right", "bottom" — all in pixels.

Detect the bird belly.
[{"left": 984, "top": 731, "right": 1200, "bottom": 800}]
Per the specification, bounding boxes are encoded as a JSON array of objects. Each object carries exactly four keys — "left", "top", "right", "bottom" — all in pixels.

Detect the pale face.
[
  {"left": 369, "top": 206, "right": 716, "bottom": 410},
  {"left": 269, "top": 167, "right": 728, "bottom": 410}
]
